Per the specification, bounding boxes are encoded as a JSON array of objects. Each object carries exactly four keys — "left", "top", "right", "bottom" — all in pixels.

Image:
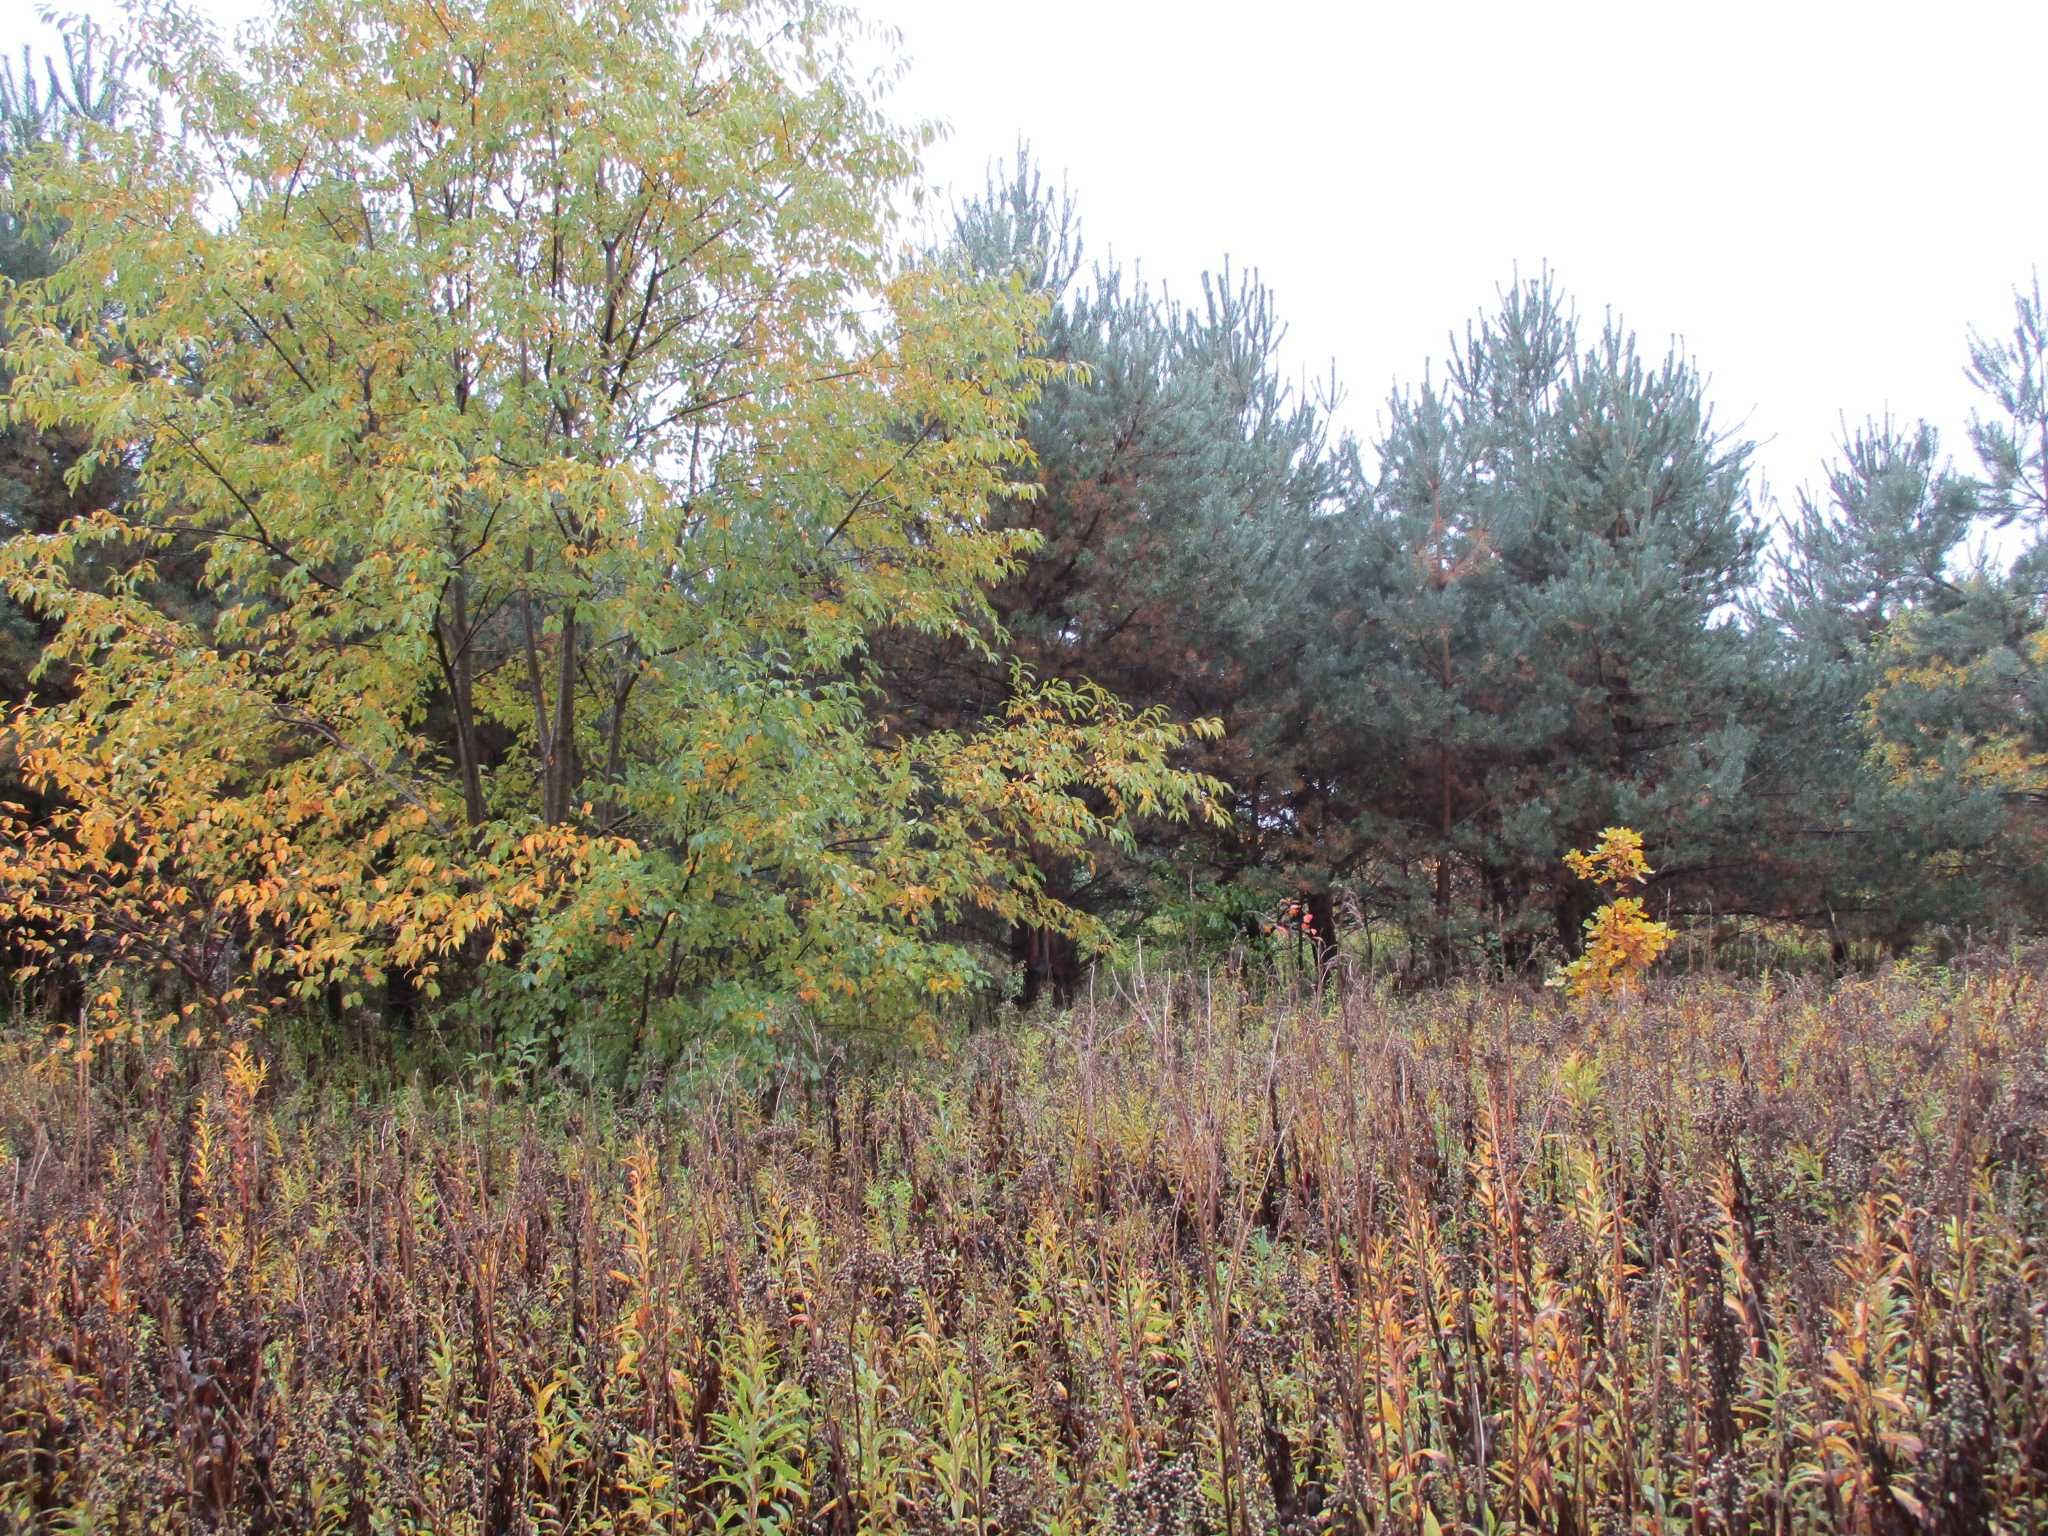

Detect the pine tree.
[
  {"left": 889, "top": 155, "right": 1349, "bottom": 996},
  {"left": 1280, "top": 274, "right": 1763, "bottom": 973},
  {"left": 1752, "top": 419, "right": 1989, "bottom": 947},
  {"left": 1968, "top": 272, "right": 2048, "bottom": 587},
  {"left": 1848, "top": 282, "right": 2048, "bottom": 934},
  {"left": 1757, "top": 273, "right": 2048, "bottom": 954}
]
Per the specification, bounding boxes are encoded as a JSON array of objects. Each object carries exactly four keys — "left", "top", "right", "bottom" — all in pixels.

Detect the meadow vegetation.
[
  {"left": 5, "top": 1, "right": 2048, "bottom": 1528},
  {"left": 5, "top": 965, "right": 2046, "bottom": 1533}
]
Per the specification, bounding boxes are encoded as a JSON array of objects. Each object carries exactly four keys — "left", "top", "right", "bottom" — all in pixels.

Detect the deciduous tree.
[{"left": 0, "top": 0, "right": 1221, "bottom": 1062}]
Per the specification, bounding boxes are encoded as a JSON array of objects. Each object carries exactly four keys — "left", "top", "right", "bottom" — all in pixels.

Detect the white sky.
[
  {"left": 855, "top": 0, "right": 2047, "bottom": 515},
  {"left": 17, "top": 0, "right": 2047, "bottom": 514}
]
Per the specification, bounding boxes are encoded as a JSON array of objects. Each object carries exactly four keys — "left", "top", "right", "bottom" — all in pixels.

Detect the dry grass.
[{"left": 4, "top": 967, "right": 2047, "bottom": 1533}]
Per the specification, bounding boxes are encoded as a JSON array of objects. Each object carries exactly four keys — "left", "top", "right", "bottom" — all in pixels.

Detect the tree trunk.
[
  {"left": 544, "top": 603, "right": 578, "bottom": 824},
  {"left": 1012, "top": 923, "right": 1082, "bottom": 1010},
  {"left": 1303, "top": 889, "right": 1338, "bottom": 975},
  {"left": 439, "top": 574, "right": 486, "bottom": 826}
]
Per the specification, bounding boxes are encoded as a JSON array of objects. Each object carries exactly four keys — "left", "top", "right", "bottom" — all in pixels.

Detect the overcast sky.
[
  {"left": 860, "top": 0, "right": 2048, "bottom": 515},
  {"left": 18, "top": 0, "right": 2047, "bottom": 514}
]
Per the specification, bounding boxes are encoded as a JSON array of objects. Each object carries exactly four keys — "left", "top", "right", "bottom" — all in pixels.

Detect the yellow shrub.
[{"left": 1552, "top": 827, "right": 1676, "bottom": 998}]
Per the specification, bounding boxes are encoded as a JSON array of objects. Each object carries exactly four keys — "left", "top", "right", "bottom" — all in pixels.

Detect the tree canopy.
[
  {"left": 1, "top": 5, "right": 2043, "bottom": 1056},
  {"left": 0, "top": 0, "right": 1221, "bottom": 1065}
]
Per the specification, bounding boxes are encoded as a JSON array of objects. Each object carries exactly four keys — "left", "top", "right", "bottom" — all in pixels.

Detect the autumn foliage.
[
  {"left": 10, "top": 1, "right": 2048, "bottom": 1531},
  {"left": 6, "top": 968, "right": 2048, "bottom": 1530},
  {"left": 1551, "top": 827, "right": 1679, "bottom": 999},
  {"left": 0, "top": 0, "right": 1222, "bottom": 1057}
]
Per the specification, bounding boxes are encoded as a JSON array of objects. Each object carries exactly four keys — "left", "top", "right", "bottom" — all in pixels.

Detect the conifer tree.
[
  {"left": 1968, "top": 272, "right": 2048, "bottom": 586},
  {"left": 1850, "top": 281, "right": 2048, "bottom": 933},
  {"left": 1757, "top": 274, "right": 2048, "bottom": 952},
  {"left": 1279, "top": 275, "right": 1763, "bottom": 972},
  {"left": 893, "top": 156, "right": 1348, "bottom": 995},
  {"left": 1752, "top": 419, "right": 1989, "bottom": 946}
]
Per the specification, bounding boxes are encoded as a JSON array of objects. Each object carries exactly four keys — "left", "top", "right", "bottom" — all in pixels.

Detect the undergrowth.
[{"left": 4, "top": 969, "right": 2047, "bottom": 1532}]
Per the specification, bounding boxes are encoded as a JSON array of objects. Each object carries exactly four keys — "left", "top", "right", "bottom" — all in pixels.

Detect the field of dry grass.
[{"left": 5, "top": 968, "right": 2047, "bottom": 1533}]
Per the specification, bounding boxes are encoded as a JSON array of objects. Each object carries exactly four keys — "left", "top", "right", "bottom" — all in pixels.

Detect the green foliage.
[
  {"left": 1273, "top": 272, "right": 1762, "bottom": 971},
  {"left": 878, "top": 153, "right": 1348, "bottom": 999},
  {"left": 1750, "top": 418, "right": 1992, "bottom": 941},
  {"left": 1968, "top": 271, "right": 2048, "bottom": 583},
  {"left": 3, "top": 9, "right": 2045, "bottom": 1032},
  {"left": 1756, "top": 281, "right": 2048, "bottom": 947},
  {"left": 0, "top": 0, "right": 1221, "bottom": 1059},
  {"left": 1, "top": 17, "right": 134, "bottom": 696},
  {"left": 702, "top": 1324, "right": 811, "bottom": 1533}
]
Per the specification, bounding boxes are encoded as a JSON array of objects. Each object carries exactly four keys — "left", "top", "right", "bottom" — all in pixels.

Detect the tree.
[
  {"left": 0, "top": 0, "right": 1221, "bottom": 1065},
  {"left": 1753, "top": 277, "right": 2048, "bottom": 953},
  {"left": 1548, "top": 826, "right": 1675, "bottom": 998},
  {"left": 1858, "top": 580, "right": 2048, "bottom": 933},
  {"left": 1, "top": 17, "right": 132, "bottom": 697},
  {"left": 1751, "top": 418, "right": 1993, "bottom": 946},
  {"left": 1849, "top": 278, "right": 2048, "bottom": 932},
  {"left": 1281, "top": 274, "right": 1763, "bottom": 973},
  {"left": 0, "top": 18, "right": 152, "bottom": 1018},
  {"left": 879, "top": 155, "right": 1347, "bottom": 996},
  {"left": 1968, "top": 271, "right": 2048, "bottom": 588}
]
